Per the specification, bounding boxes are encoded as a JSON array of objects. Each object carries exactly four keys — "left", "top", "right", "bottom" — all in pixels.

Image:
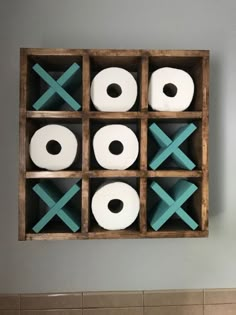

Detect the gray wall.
[{"left": 0, "top": 0, "right": 235, "bottom": 293}]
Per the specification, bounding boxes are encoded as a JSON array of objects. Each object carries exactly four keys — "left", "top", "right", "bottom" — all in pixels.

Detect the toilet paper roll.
[
  {"left": 91, "top": 181, "right": 140, "bottom": 230},
  {"left": 93, "top": 124, "right": 139, "bottom": 170},
  {"left": 148, "top": 67, "right": 195, "bottom": 111},
  {"left": 29, "top": 124, "right": 78, "bottom": 171},
  {"left": 91, "top": 67, "right": 137, "bottom": 111}
]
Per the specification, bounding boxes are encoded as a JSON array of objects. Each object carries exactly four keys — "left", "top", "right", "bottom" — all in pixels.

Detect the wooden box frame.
[{"left": 19, "top": 49, "right": 209, "bottom": 240}]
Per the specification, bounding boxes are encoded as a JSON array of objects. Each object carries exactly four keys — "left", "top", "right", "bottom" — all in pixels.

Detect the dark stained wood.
[
  {"left": 87, "top": 112, "right": 143, "bottom": 119},
  {"left": 82, "top": 118, "right": 90, "bottom": 171},
  {"left": 147, "top": 170, "right": 202, "bottom": 178},
  {"left": 27, "top": 111, "right": 202, "bottom": 120},
  {"left": 19, "top": 48, "right": 28, "bottom": 241},
  {"left": 201, "top": 55, "right": 209, "bottom": 230},
  {"left": 27, "top": 111, "right": 83, "bottom": 119},
  {"left": 26, "top": 233, "right": 87, "bottom": 240},
  {"left": 140, "top": 119, "right": 147, "bottom": 171},
  {"left": 86, "top": 170, "right": 145, "bottom": 178},
  {"left": 26, "top": 230, "right": 208, "bottom": 240},
  {"left": 149, "top": 50, "right": 209, "bottom": 57},
  {"left": 140, "top": 56, "right": 149, "bottom": 111},
  {"left": 82, "top": 55, "right": 90, "bottom": 112},
  {"left": 148, "top": 112, "right": 202, "bottom": 119},
  {"left": 24, "top": 48, "right": 208, "bottom": 58},
  {"left": 139, "top": 178, "right": 147, "bottom": 233},
  {"left": 26, "top": 171, "right": 83, "bottom": 179},
  {"left": 144, "top": 230, "right": 208, "bottom": 238},
  {"left": 81, "top": 177, "right": 89, "bottom": 234}
]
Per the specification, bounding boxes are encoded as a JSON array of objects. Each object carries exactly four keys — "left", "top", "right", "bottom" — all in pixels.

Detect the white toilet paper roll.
[
  {"left": 93, "top": 124, "right": 139, "bottom": 170},
  {"left": 91, "top": 67, "right": 137, "bottom": 111},
  {"left": 29, "top": 124, "right": 78, "bottom": 171},
  {"left": 148, "top": 67, "right": 195, "bottom": 111},
  {"left": 91, "top": 181, "right": 140, "bottom": 230}
]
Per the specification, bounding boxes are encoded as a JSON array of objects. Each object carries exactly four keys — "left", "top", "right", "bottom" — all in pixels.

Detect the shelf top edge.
[{"left": 20, "top": 48, "right": 209, "bottom": 57}]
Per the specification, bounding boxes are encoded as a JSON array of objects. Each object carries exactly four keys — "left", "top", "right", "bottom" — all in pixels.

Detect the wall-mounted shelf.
[{"left": 19, "top": 48, "right": 209, "bottom": 240}]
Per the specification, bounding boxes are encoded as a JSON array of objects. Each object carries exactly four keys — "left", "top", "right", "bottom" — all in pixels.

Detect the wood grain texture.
[
  {"left": 27, "top": 111, "right": 83, "bottom": 119},
  {"left": 201, "top": 55, "right": 209, "bottom": 231},
  {"left": 147, "top": 170, "right": 202, "bottom": 177},
  {"left": 24, "top": 48, "right": 208, "bottom": 57},
  {"left": 81, "top": 176, "right": 89, "bottom": 234},
  {"left": 140, "top": 119, "right": 147, "bottom": 171},
  {"left": 26, "top": 171, "right": 83, "bottom": 179},
  {"left": 27, "top": 111, "right": 202, "bottom": 120},
  {"left": 19, "top": 48, "right": 28, "bottom": 240},
  {"left": 140, "top": 56, "right": 149, "bottom": 111},
  {"left": 82, "top": 55, "right": 90, "bottom": 112},
  {"left": 139, "top": 178, "right": 147, "bottom": 232}
]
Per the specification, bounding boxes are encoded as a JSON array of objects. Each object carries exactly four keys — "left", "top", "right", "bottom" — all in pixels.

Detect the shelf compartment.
[
  {"left": 23, "top": 51, "right": 83, "bottom": 111},
  {"left": 148, "top": 55, "right": 205, "bottom": 112},
  {"left": 89, "top": 119, "right": 140, "bottom": 170},
  {"left": 89, "top": 55, "right": 142, "bottom": 111},
  {"left": 147, "top": 177, "right": 204, "bottom": 233},
  {"left": 89, "top": 177, "right": 141, "bottom": 234},
  {"left": 148, "top": 120, "right": 202, "bottom": 171},
  {"left": 25, "top": 178, "right": 81, "bottom": 235},
  {"left": 149, "top": 179, "right": 198, "bottom": 231},
  {"left": 26, "top": 119, "right": 82, "bottom": 171}
]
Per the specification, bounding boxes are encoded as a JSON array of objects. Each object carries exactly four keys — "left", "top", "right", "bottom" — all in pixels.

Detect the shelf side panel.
[
  {"left": 19, "top": 49, "right": 28, "bottom": 240},
  {"left": 201, "top": 55, "right": 209, "bottom": 230}
]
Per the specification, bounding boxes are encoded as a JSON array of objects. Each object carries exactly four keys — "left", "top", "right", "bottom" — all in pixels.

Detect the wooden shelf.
[
  {"left": 19, "top": 48, "right": 209, "bottom": 240},
  {"left": 25, "top": 230, "right": 208, "bottom": 241}
]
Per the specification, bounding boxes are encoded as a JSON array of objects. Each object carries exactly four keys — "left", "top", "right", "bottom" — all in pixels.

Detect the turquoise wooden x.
[
  {"left": 32, "top": 63, "right": 81, "bottom": 110},
  {"left": 149, "top": 123, "right": 197, "bottom": 170},
  {"left": 32, "top": 180, "right": 81, "bottom": 233},
  {"left": 149, "top": 180, "right": 198, "bottom": 231}
]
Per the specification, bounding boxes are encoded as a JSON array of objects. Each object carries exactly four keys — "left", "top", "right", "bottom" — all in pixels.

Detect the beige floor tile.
[
  {"left": 205, "top": 289, "right": 236, "bottom": 304},
  {"left": 0, "top": 296, "right": 20, "bottom": 310},
  {"left": 83, "top": 291, "right": 143, "bottom": 308},
  {"left": 204, "top": 304, "right": 236, "bottom": 315},
  {"left": 20, "top": 294, "right": 82, "bottom": 310},
  {"left": 144, "top": 305, "right": 203, "bottom": 315},
  {"left": 144, "top": 290, "right": 203, "bottom": 306}
]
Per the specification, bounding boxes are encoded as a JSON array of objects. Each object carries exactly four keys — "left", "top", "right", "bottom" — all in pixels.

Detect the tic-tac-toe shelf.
[{"left": 19, "top": 49, "right": 209, "bottom": 240}]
